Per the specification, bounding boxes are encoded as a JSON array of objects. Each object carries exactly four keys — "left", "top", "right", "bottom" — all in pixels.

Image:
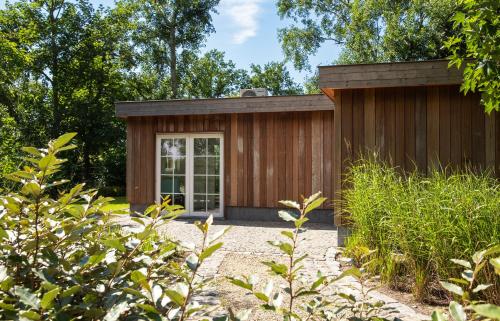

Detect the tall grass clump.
[{"left": 343, "top": 155, "right": 500, "bottom": 304}]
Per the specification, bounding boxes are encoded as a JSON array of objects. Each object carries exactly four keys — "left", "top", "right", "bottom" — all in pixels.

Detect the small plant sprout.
[{"left": 432, "top": 245, "right": 500, "bottom": 321}]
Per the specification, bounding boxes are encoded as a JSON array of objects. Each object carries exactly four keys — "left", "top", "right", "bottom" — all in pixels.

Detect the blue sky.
[{"left": 1, "top": 0, "right": 342, "bottom": 84}]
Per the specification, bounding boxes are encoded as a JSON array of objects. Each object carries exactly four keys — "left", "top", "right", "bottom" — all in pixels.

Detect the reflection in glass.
[
  {"left": 194, "top": 157, "right": 206, "bottom": 174},
  {"left": 193, "top": 194, "right": 206, "bottom": 211},
  {"left": 207, "top": 157, "right": 220, "bottom": 175},
  {"left": 161, "top": 176, "right": 173, "bottom": 194},
  {"left": 194, "top": 138, "right": 207, "bottom": 156},
  {"left": 207, "top": 176, "right": 219, "bottom": 193},
  {"left": 207, "top": 138, "right": 220, "bottom": 155},
  {"left": 161, "top": 139, "right": 186, "bottom": 156},
  {"left": 173, "top": 194, "right": 185, "bottom": 207},
  {"left": 173, "top": 176, "right": 185, "bottom": 194},
  {"left": 206, "top": 195, "right": 220, "bottom": 212},
  {"left": 194, "top": 176, "right": 206, "bottom": 194}
]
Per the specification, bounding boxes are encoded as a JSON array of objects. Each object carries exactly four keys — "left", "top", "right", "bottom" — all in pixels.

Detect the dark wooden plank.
[
  {"left": 427, "top": 86, "right": 440, "bottom": 169},
  {"left": 311, "top": 111, "right": 323, "bottom": 195},
  {"left": 230, "top": 114, "right": 238, "bottom": 206},
  {"left": 485, "top": 109, "right": 496, "bottom": 170},
  {"left": 352, "top": 89, "right": 364, "bottom": 159},
  {"left": 292, "top": 113, "right": 299, "bottom": 200},
  {"left": 414, "top": 87, "right": 427, "bottom": 172},
  {"left": 304, "top": 112, "right": 313, "bottom": 198},
  {"left": 471, "top": 93, "right": 485, "bottom": 168},
  {"left": 260, "top": 114, "right": 267, "bottom": 206},
  {"left": 323, "top": 111, "right": 333, "bottom": 202},
  {"left": 318, "top": 60, "right": 464, "bottom": 89},
  {"left": 253, "top": 113, "right": 261, "bottom": 206},
  {"left": 375, "top": 88, "right": 386, "bottom": 158},
  {"left": 449, "top": 86, "right": 462, "bottom": 169},
  {"left": 394, "top": 88, "right": 405, "bottom": 169},
  {"left": 404, "top": 87, "right": 416, "bottom": 171},
  {"left": 223, "top": 114, "right": 231, "bottom": 208},
  {"left": 341, "top": 90, "right": 353, "bottom": 166},
  {"left": 332, "top": 91, "right": 342, "bottom": 225},
  {"left": 461, "top": 92, "right": 472, "bottom": 167},
  {"left": 364, "top": 88, "right": 376, "bottom": 150},
  {"left": 385, "top": 88, "right": 396, "bottom": 164},
  {"left": 116, "top": 94, "right": 334, "bottom": 118},
  {"left": 439, "top": 86, "right": 451, "bottom": 166}
]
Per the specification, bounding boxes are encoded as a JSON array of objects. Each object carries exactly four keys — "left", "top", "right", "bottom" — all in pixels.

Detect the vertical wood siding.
[
  {"left": 332, "top": 85, "right": 499, "bottom": 224},
  {"left": 126, "top": 85, "right": 499, "bottom": 225},
  {"left": 126, "top": 111, "right": 336, "bottom": 210}
]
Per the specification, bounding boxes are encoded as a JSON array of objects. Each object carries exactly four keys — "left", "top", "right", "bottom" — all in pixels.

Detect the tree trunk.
[
  {"left": 49, "top": 0, "right": 61, "bottom": 139},
  {"left": 169, "top": 12, "right": 178, "bottom": 99}
]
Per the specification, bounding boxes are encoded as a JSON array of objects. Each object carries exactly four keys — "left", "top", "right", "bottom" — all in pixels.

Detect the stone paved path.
[{"left": 161, "top": 219, "right": 430, "bottom": 321}]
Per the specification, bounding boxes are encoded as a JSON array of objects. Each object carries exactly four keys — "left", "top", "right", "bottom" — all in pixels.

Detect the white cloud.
[{"left": 219, "top": 0, "right": 263, "bottom": 44}]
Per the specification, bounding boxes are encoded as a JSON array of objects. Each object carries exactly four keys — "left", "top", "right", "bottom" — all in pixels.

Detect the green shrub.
[
  {"left": 0, "top": 133, "right": 232, "bottom": 320},
  {"left": 343, "top": 156, "right": 500, "bottom": 303}
]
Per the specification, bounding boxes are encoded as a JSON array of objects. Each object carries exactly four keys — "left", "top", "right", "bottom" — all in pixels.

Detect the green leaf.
[
  {"left": 449, "top": 301, "right": 466, "bottom": 321},
  {"left": 254, "top": 292, "right": 269, "bottom": 302},
  {"left": 200, "top": 242, "right": 223, "bottom": 261},
  {"left": 164, "top": 290, "right": 185, "bottom": 306},
  {"left": 22, "top": 147, "right": 41, "bottom": 156},
  {"left": 14, "top": 286, "right": 40, "bottom": 309},
  {"left": 51, "top": 132, "right": 77, "bottom": 150},
  {"left": 102, "top": 239, "right": 126, "bottom": 252},
  {"left": 41, "top": 287, "right": 60, "bottom": 309},
  {"left": 130, "top": 270, "right": 147, "bottom": 284},
  {"left": 20, "top": 311, "right": 41, "bottom": 320},
  {"left": 122, "top": 287, "right": 147, "bottom": 298},
  {"left": 304, "top": 197, "right": 327, "bottom": 214},
  {"left": 228, "top": 277, "right": 253, "bottom": 291},
  {"left": 104, "top": 301, "right": 129, "bottom": 321},
  {"left": 262, "top": 261, "right": 288, "bottom": 276},
  {"left": 61, "top": 285, "right": 81, "bottom": 298},
  {"left": 38, "top": 154, "right": 57, "bottom": 171},
  {"left": 431, "top": 310, "right": 447, "bottom": 321},
  {"left": 294, "top": 217, "right": 309, "bottom": 228},
  {"left": 281, "top": 231, "right": 294, "bottom": 240},
  {"left": 440, "top": 281, "right": 464, "bottom": 296},
  {"left": 278, "top": 242, "right": 293, "bottom": 256},
  {"left": 471, "top": 304, "right": 500, "bottom": 319},
  {"left": 136, "top": 303, "right": 159, "bottom": 314},
  {"left": 278, "top": 210, "right": 297, "bottom": 222}
]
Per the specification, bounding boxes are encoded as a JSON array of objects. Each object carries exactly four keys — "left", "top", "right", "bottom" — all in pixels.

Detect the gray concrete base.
[
  {"left": 131, "top": 203, "right": 349, "bottom": 245},
  {"left": 225, "top": 206, "right": 334, "bottom": 224},
  {"left": 336, "top": 225, "right": 351, "bottom": 247}
]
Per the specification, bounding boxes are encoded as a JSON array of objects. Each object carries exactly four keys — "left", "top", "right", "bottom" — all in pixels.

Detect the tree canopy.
[
  {"left": 277, "top": 0, "right": 458, "bottom": 70},
  {"left": 445, "top": 0, "right": 499, "bottom": 113}
]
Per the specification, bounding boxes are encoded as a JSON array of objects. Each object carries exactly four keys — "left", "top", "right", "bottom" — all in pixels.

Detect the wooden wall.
[
  {"left": 126, "top": 111, "right": 336, "bottom": 209},
  {"left": 126, "top": 84, "right": 499, "bottom": 225},
  {"left": 331, "top": 84, "right": 499, "bottom": 224}
]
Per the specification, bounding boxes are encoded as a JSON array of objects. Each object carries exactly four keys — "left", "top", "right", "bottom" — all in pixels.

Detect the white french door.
[{"left": 156, "top": 133, "right": 224, "bottom": 218}]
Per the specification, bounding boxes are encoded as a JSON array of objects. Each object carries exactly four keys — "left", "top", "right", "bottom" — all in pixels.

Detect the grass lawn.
[{"left": 101, "top": 196, "right": 129, "bottom": 212}]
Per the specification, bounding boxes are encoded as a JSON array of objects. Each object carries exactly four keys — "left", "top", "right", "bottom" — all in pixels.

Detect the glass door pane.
[
  {"left": 160, "top": 138, "right": 186, "bottom": 207},
  {"left": 192, "top": 137, "right": 221, "bottom": 216}
]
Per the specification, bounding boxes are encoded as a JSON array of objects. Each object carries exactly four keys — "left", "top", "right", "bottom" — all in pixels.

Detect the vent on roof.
[{"left": 240, "top": 88, "right": 268, "bottom": 97}]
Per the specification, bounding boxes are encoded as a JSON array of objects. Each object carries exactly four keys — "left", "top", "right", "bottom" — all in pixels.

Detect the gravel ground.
[{"left": 158, "top": 219, "right": 430, "bottom": 321}]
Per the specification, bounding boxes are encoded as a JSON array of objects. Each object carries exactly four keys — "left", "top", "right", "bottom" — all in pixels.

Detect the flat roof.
[
  {"left": 115, "top": 94, "right": 334, "bottom": 118},
  {"left": 319, "top": 59, "right": 464, "bottom": 89}
]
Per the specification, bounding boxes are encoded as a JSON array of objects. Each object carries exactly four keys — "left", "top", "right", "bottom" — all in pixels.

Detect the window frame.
[{"left": 156, "top": 133, "right": 224, "bottom": 218}]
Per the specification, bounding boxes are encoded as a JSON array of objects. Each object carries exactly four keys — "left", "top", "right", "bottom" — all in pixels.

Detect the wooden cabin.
[{"left": 116, "top": 60, "right": 499, "bottom": 237}]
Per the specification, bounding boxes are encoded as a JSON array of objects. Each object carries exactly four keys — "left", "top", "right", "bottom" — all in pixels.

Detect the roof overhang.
[
  {"left": 319, "top": 59, "right": 464, "bottom": 91},
  {"left": 115, "top": 94, "right": 334, "bottom": 118}
]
